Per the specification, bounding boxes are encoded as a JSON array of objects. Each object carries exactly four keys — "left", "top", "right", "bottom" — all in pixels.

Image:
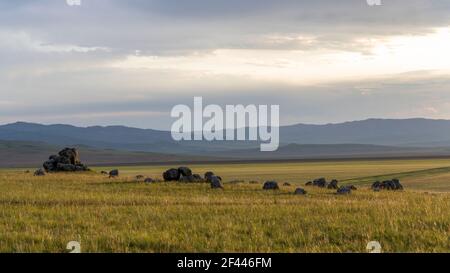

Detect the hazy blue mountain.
[
  {"left": 1, "top": 119, "right": 450, "bottom": 156},
  {"left": 219, "top": 143, "right": 450, "bottom": 160},
  {"left": 280, "top": 118, "right": 450, "bottom": 146},
  {"left": 0, "top": 140, "right": 220, "bottom": 168}
]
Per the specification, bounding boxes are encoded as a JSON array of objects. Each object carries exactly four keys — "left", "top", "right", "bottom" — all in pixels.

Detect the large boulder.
[
  {"left": 163, "top": 168, "right": 180, "bottom": 181},
  {"left": 178, "top": 167, "right": 192, "bottom": 177},
  {"left": 327, "top": 179, "right": 339, "bottom": 189},
  {"left": 109, "top": 169, "right": 119, "bottom": 178},
  {"left": 337, "top": 186, "right": 352, "bottom": 195},
  {"left": 210, "top": 176, "right": 223, "bottom": 189},
  {"left": 42, "top": 148, "right": 89, "bottom": 172},
  {"left": 263, "top": 181, "right": 279, "bottom": 190},
  {"left": 144, "top": 177, "right": 154, "bottom": 183},
  {"left": 294, "top": 188, "right": 307, "bottom": 195},
  {"left": 57, "top": 163, "right": 76, "bottom": 172},
  {"left": 58, "top": 148, "right": 80, "bottom": 165},
  {"left": 372, "top": 179, "right": 404, "bottom": 191},
  {"left": 179, "top": 175, "right": 195, "bottom": 183},
  {"left": 204, "top": 171, "right": 215, "bottom": 182},
  {"left": 391, "top": 179, "right": 404, "bottom": 190},
  {"left": 34, "top": 168, "right": 46, "bottom": 176},
  {"left": 313, "top": 178, "right": 327, "bottom": 188},
  {"left": 192, "top": 174, "right": 204, "bottom": 182}
]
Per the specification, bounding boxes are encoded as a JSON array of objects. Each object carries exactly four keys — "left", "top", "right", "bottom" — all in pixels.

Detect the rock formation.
[{"left": 42, "top": 148, "right": 89, "bottom": 172}]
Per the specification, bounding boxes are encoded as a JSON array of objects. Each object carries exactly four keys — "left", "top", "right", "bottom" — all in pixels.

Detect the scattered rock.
[
  {"left": 283, "top": 182, "right": 291, "bottom": 186},
  {"left": 34, "top": 168, "right": 46, "bottom": 176},
  {"left": 192, "top": 174, "right": 203, "bottom": 181},
  {"left": 100, "top": 171, "right": 108, "bottom": 175},
  {"left": 204, "top": 171, "right": 215, "bottom": 182},
  {"left": 163, "top": 168, "right": 180, "bottom": 181},
  {"left": 391, "top": 179, "right": 404, "bottom": 190},
  {"left": 210, "top": 176, "right": 224, "bottom": 189},
  {"left": 179, "top": 175, "right": 195, "bottom": 183},
  {"left": 178, "top": 167, "right": 192, "bottom": 177},
  {"left": 42, "top": 148, "right": 89, "bottom": 172},
  {"left": 144, "top": 177, "right": 154, "bottom": 183},
  {"left": 313, "top": 178, "right": 327, "bottom": 188},
  {"left": 327, "top": 179, "right": 339, "bottom": 189},
  {"left": 305, "top": 181, "right": 313, "bottom": 186},
  {"left": 294, "top": 188, "right": 307, "bottom": 195},
  {"left": 337, "top": 186, "right": 352, "bottom": 195},
  {"left": 109, "top": 169, "right": 119, "bottom": 178},
  {"left": 372, "top": 179, "right": 404, "bottom": 191},
  {"left": 163, "top": 168, "right": 215, "bottom": 183},
  {"left": 263, "top": 181, "right": 279, "bottom": 190}
]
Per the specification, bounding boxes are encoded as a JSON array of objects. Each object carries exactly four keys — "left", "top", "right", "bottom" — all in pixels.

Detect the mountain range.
[{"left": 2, "top": 118, "right": 450, "bottom": 167}]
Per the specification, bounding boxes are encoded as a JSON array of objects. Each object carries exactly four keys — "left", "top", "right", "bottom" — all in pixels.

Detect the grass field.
[{"left": 0, "top": 158, "right": 449, "bottom": 252}]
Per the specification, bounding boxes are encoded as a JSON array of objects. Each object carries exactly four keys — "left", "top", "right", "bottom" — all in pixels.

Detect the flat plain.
[{"left": 0, "top": 158, "right": 449, "bottom": 252}]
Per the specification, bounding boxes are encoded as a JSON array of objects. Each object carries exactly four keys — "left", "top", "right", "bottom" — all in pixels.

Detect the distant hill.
[
  {"left": 280, "top": 118, "right": 450, "bottom": 147},
  {"left": 0, "top": 140, "right": 219, "bottom": 168},
  {"left": 2, "top": 118, "right": 450, "bottom": 166},
  {"left": 219, "top": 143, "right": 450, "bottom": 160}
]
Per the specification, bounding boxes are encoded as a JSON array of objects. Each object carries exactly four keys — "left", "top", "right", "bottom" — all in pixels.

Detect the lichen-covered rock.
[{"left": 42, "top": 148, "right": 89, "bottom": 172}]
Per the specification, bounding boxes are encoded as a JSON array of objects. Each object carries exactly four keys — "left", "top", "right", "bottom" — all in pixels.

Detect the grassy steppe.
[{"left": 0, "top": 158, "right": 449, "bottom": 252}]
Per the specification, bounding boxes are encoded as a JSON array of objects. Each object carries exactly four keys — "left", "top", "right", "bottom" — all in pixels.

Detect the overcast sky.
[{"left": 0, "top": 0, "right": 449, "bottom": 129}]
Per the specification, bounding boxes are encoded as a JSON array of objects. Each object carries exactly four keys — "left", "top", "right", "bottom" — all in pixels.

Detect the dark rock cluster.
[
  {"left": 34, "top": 168, "right": 46, "bottom": 176},
  {"left": 42, "top": 148, "right": 89, "bottom": 172},
  {"left": 304, "top": 177, "right": 358, "bottom": 194},
  {"left": 327, "top": 179, "right": 339, "bottom": 189},
  {"left": 294, "top": 188, "right": 307, "bottom": 195},
  {"left": 337, "top": 186, "right": 352, "bottom": 195},
  {"left": 109, "top": 169, "right": 119, "bottom": 178},
  {"left": 371, "top": 179, "right": 403, "bottom": 191},
  {"left": 162, "top": 167, "right": 223, "bottom": 187},
  {"left": 263, "top": 181, "right": 279, "bottom": 190},
  {"left": 305, "top": 177, "right": 328, "bottom": 188}
]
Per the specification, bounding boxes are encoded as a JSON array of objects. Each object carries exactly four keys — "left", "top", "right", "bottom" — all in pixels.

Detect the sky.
[{"left": 0, "top": 0, "right": 449, "bottom": 129}]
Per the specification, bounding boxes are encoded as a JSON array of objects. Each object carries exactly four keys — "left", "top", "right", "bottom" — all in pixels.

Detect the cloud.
[
  {"left": 0, "top": 1, "right": 450, "bottom": 128},
  {"left": 0, "top": 31, "right": 109, "bottom": 53}
]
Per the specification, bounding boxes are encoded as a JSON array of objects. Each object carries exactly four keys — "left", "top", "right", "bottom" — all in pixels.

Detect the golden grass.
[{"left": 0, "top": 158, "right": 449, "bottom": 252}]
